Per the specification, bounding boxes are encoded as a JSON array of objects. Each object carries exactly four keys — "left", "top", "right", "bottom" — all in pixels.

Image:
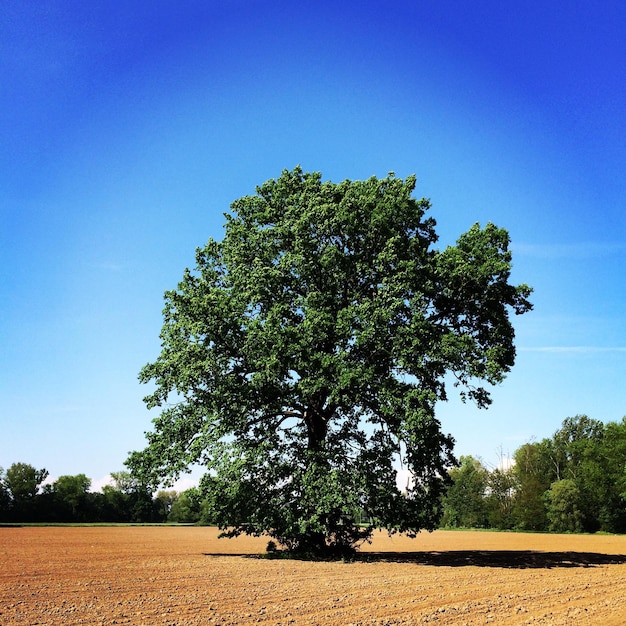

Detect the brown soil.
[{"left": 2, "top": 526, "right": 626, "bottom": 625}]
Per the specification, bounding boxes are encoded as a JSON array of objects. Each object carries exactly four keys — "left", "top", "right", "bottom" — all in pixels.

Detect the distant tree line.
[
  {"left": 0, "top": 466, "right": 212, "bottom": 524},
  {"left": 441, "top": 415, "right": 626, "bottom": 534},
  {"left": 3, "top": 414, "right": 625, "bottom": 533}
]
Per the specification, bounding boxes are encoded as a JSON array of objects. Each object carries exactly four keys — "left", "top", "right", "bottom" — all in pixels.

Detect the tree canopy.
[
  {"left": 440, "top": 415, "right": 626, "bottom": 534},
  {"left": 127, "top": 167, "right": 532, "bottom": 555}
]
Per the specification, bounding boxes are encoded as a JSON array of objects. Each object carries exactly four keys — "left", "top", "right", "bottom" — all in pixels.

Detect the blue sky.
[{"left": 2, "top": 1, "right": 625, "bottom": 488}]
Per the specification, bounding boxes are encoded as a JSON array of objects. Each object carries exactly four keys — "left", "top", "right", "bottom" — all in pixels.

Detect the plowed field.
[{"left": 2, "top": 526, "right": 626, "bottom": 625}]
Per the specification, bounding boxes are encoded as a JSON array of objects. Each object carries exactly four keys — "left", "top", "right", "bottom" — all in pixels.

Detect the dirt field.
[{"left": 1, "top": 526, "right": 626, "bottom": 625}]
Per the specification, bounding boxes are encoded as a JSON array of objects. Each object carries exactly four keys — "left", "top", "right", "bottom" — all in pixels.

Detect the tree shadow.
[
  {"left": 354, "top": 550, "right": 626, "bottom": 569},
  {"left": 204, "top": 550, "right": 626, "bottom": 569}
]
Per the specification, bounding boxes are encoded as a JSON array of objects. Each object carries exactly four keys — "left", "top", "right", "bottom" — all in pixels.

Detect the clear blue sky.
[{"left": 2, "top": 1, "right": 625, "bottom": 488}]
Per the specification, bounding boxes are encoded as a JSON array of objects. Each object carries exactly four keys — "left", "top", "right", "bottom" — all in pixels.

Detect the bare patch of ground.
[{"left": 2, "top": 526, "right": 626, "bottom": 625}]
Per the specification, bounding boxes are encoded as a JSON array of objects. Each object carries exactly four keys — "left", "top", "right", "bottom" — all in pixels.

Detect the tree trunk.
[{"left": 304, "top": 406, "right": 328, "bottom": 451}]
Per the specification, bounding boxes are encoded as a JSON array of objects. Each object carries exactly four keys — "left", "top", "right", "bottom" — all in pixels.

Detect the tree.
[
  {"left": 485, "top": 466, "right": 517, "bottom": 530},
  {"left": 155, "top": 490, "right": 178, "bottom": 521},
  {"left": 51, "top": 474, "right": 92, "bottom": 521},
  {"left": 548, "top": 416, "right": 605, "bottom": 531},
  {"left": 127, "top": 167, "right": 532, "bottom": 556},
  {"left": 597, "top": 417, "right": 626, "bottom": 533},
  {"left": 103, "top": 471, "right": 156, "bottom": 522},
  {"left": 5, "top": 462, "right": 48, "bottom": 501},
  {"left": 545, "top": 479, "right": 584, "bottom": 533},
  {"left": 168, "top": 488, "right": 204, "bottom": 523},
  {"left": 511, "top": 441, "right": 552, "bottom": 530},
  {"left": 5, "top": 462, "right": 48, "bottom": 521},
  {"left": 0, "top": 467, "right": 11, "bottom": 521},
  {"left": 100, "top": 486, "right": 130, "bottom": 522},
  {"left": 546, "top": 415, "right": 626, "bottom": 533},
  {"left": 441, "top": 456, "right": 489, "bottom": 528},
  {"left": 552, "top": 415, "right": 604, "bottom": 478}
]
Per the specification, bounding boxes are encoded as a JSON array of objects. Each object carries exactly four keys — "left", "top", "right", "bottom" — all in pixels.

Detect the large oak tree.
[{"left": 127, "top": 167, "right": 532, "bottom": 555}]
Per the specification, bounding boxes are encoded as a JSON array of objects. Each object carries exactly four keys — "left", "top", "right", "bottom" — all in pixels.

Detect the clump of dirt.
[{"left": 2, "top": 526, "right": 626, "bottom": 625}]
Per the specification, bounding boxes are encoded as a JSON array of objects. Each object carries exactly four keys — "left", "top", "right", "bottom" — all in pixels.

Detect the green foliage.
[
  {"left": 5, "top": 462, "right": 48, "bottom": 501},
  {"left": 511, "top": 441, "right": 552, "bottom": 530},
  {"left": 127, "top": 167, "right": 532, "bottom": 556},
  {"left": 540, "top": 416, "right": 607, "bottom": 532},
  {"left": 545, "top": 479, "right": 584, "bottom": 533},
  {"left": 440, "top": 415, "right": 626, "bottom": 534},
  {"left": 0, "top": 467, "right": 10, "bottom": 520},
  {"left": 0, "top": 462, "right": 198, "bottom": 524},
  {"left": 155, "top": 490, "right": 178, "bottom": 520},
  {"left": 168, "top": 487, "right": 204, "bottom": 523},
  {"left": 3, "top": 462, "right": 49, "bottom": 521},
  {"left": 99, "top": 470, "right": 157, "bottom": 522},
  {"left": 109, "top": 471, "right": 141, "bottom": 495},
  {"left": 597, "top": 418, "right": 626, "bottom": 533},
  {"left": 2, "top": 415, "right": 623, "bottom": 530},
  {"left": 485, "top": 467, "right": 517, "bottom": 530},
  {"left": 50, "top": 474, "right": 92, "bottom": 522},
  {"left": 441, "top": 456, "right": 489, "bottom": 528}
]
